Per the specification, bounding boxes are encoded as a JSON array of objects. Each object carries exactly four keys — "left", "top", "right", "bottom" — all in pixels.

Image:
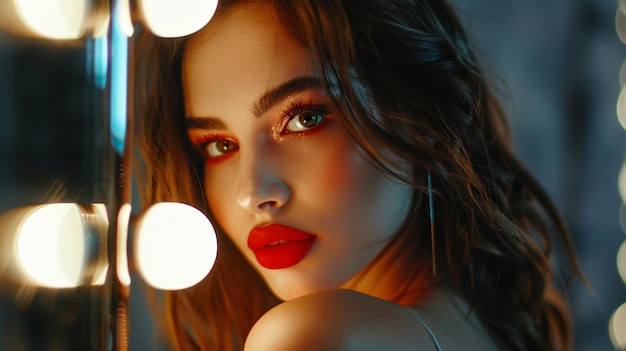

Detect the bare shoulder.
[{"left": 244, "top": 289, "right": 436, "bottom": 351}]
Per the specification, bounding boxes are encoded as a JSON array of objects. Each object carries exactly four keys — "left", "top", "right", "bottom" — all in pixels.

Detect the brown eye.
[
  {"left": 206, "top": 139, "right": 239, "bottom": 157},
  {"left": 286, "top": 111, "right": 325, "bottom": 132}
]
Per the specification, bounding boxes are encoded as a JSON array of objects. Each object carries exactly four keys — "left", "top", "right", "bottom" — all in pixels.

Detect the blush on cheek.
[
  {"left": 328, "top": 148, "right": 411, "bottom": 237},
  {"left": 319, "top": 153, "right": 357, "bottom": 189},
  {"left": 314, "top": 149, "right": 379, "bottom": 208},
  {"left": 308, "top": 130, "right": 369, "bottom": 189}
]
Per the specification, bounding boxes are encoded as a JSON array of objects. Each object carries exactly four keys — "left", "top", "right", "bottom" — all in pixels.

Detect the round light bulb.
[
  {"left": 0, "top": 203, "right": 108, "bottom": 287},
  {"left": 16, "top": 204, "right": 85, "bottom": 287},
  {"left": 610, "top": 302, "right": 626, "bottom": 349},
  {"left": 16, "top": 0, "right": 88, "bottom": 39},
  {"left": 139, "top": 0, "right": 218, "bottom": 38},
  {"left": 134, "top": 202, "right": 217, "bottom": 290},
  {"left": 618, "top": 162, "right": 626, "bottom": 203},
  {"left": 618, "top": 241, "right": 626, "bottom": 284}
]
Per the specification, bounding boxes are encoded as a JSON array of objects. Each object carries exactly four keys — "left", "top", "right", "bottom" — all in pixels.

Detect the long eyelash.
[
  {"left": 190, "top": 134, "right": 212, "bottom": 154},
  {"left": 189, "top": 133, "right": 239, "bottom": 166},
  {"left": 190, "top": 134, "right": 224, "bottom": 157},
  {"left": 275, "top": 100, "right": 331, "bottom": 139},
  {"left": 283, "top": 100, "right": 307, "bottom": 119},
  {"left": 194, "top": 133, "right": 218, "bottom": 145},
  {"left": 283, "top": 100, "right": 329, "bottom": 120}
]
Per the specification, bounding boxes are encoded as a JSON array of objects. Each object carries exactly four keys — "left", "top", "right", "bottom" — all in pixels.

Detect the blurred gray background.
[
  {"left": 0, "top": 0, "right": 625, "bottom": 350},
  {"left": 452, "top": 1, "right": 626, "bottom": 349}
]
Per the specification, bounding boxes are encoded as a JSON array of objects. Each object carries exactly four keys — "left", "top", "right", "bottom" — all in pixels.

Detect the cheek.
[
  {"left": 203, "top": 166, "right": 237, "bottom": 229},
  {"left": 315, "top": 151, "right": 357, "bottom": 190},
  {"left": 313, "top": 129, "right": 390, "bottom": 195},
  {"left": 317, "top": 148, "right": 412, "bottom": 237},
  {"left": 291, "top": 136, "right": 365, "bottom": 204},
  {"left": 305, "top": 143, "right": 404, "bottom": 219}
]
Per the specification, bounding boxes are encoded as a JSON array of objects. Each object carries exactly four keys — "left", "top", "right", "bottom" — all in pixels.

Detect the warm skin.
[
  {"left": 182, "top": 4, "right": 499, "bottom": 350},
  {"left": 246, "top": 289, "right": 497, "bottom": 351},
  {"left": 183, "top": 4, "right": 412, "bottom": 302}
]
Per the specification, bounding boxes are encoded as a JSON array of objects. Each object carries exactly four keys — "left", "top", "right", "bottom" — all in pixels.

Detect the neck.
[{"left": 340, "top": 230, "right": 437, "bottom": 306}]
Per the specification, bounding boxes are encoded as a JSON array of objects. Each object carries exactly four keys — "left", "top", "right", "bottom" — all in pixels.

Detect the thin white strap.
[{"left": 406, "top": 308, "right": 443, "bottom": 351}]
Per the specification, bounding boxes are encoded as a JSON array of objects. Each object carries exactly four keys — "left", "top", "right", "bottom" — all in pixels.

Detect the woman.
[{"left": 135, "top": 0, "right": 583, "bottom": 350}]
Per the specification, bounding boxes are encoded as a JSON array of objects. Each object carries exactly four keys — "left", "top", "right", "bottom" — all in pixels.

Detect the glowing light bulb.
[
  {"left": 610, "top": 302, "right": 626, "bottom": 349},
  {"left": 11, "top": 203, "right": 108, "bottom": 288},
  {"left": 16, "top": 204, "right": 84, "bottom": 287},
  {"left": 134, "top": 202, "right": 217, "bottom": 290},
  {"left": 117, "top": 204, "right": 132, "bottom": 286},
  {"left": 617, "top": 88, "right": 626, "bottom": 131},
  {"left": 113, "top": 0, "right": 134, "bottom": 38},
  {"left": 618, "top": 241, "right": 626, "bottom": 284},
  {"left": 15, "top": 0, "right": 88, "bottom": 39},
  {"left": 618, "top": 163, "right": 626, "bottom": 203},
  {"left": 139, "top": 0, "right": 218, "bottom": 38}
]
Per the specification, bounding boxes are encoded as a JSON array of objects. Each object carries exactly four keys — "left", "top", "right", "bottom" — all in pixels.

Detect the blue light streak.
[{"left": 110, "top": 3, "right": 128, "bottom": 155}]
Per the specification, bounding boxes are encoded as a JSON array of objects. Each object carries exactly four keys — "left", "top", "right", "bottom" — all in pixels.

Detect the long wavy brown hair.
[{"left": 134, "top": 0, "right": 583, "bottom": 350}]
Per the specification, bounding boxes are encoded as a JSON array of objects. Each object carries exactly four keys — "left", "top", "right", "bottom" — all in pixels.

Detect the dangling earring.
[{"left": 428, "top": 172, "right": 436, "bottom": 276}]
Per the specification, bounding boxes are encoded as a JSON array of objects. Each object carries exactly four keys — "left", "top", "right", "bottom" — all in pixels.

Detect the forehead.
[{"left": 182, "top": 5, "right": 313, "bottom": 117}]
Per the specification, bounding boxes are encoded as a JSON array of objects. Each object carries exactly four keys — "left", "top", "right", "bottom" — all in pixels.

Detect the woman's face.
[{"left": 183, "top": 5, "right": 412, "bottom": 300}]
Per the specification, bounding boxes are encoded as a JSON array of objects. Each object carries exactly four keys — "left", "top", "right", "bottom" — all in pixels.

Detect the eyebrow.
[
  {"left": 185, "top": 116, "right": 226, "bottom": 130},
  {"left": 186, "top": 76, "right": 323, "bottom": 131},
  {"left": 251, "top": 76, "right": 322, "bottom": 117}
]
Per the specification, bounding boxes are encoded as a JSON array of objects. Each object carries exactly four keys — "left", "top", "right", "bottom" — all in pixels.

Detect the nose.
[{"left": 235, "top": 149, "right": 291, "bottom": 214}]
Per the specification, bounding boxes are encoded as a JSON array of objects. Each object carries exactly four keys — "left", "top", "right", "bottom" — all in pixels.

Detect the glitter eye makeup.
[
  {"left": 273, "top": 100, "right": 333, "bottom": 140},
  {"left": 186, "top": 84, "right": 335, "bottom": 167}
]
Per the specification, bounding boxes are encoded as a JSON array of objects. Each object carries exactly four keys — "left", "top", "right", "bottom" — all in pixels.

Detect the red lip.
[{"left": 247, "top": 224, "right": 317, "bottom": 269}]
